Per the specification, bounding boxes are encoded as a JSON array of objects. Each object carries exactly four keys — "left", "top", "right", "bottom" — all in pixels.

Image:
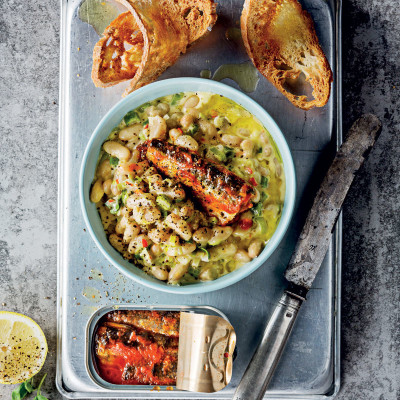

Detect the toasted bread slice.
[
  {"left": 92, "top": 0, "right": 217, "bottom": 94},
  {"left": 241, "top": 0, "right": 332, "bottom": 110}
]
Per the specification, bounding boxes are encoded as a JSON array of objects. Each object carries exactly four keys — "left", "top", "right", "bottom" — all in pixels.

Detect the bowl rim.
[{"left": 80, "top": 77, "right": 296, "bottom": 294}]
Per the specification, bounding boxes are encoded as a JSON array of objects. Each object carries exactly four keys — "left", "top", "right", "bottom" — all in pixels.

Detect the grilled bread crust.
[{"left": 241, "top": 0, "right": 332, "bottom": 110}]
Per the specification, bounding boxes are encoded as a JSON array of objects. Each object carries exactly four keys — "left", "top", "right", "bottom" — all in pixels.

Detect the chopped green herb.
[
  {"left": 105, "top": 198, "right": 120, "bottom": 214},
  {"left": 123, "top": 110, "right": 140, "bottom": 125},
  {"left": 109, "top": 156, "right": 119, "bottom": 167},
  {"left": 256, "top": 147, "right": 263, "bottom": 154},
  {"left": 209, "top": 216, "right": 218, "bottom": 225},
  {"left": 187, "top": 123, "right": 199, "bottom": 135},
  {"left": 199, "top": 247, "right": 210, "bottom": 261},
  {"left": 171, "top": 92, "right": 184, "bottom": 105},
  {"left": 156, "top": 194, "right": 172, "bottom": 211},
  {"left": 142, "top": 119, "right": 149, "bottom": 126},
  {"left": 120, "top": 190, "right": 129, "bottom": 205},
  {"left": 251, "top": 201, "right": 263, "bottom": 217},
  {"left": 210, "top": 146, "right": 234, "bottom": 163},
  {"left": 255, "top": 217, "right": 268, "bottom": 234},
  {"left": 188, "top": 265, "right": 201, "bottom": 278},
  {"left": 139, "top": 131, "right": 148, "bottom": 141},
  {"left": 138, "top": 102, "right": 151, "bottom": 112},
  {"left": 261, "top": 176, "right": 269, "bottom": 188}
]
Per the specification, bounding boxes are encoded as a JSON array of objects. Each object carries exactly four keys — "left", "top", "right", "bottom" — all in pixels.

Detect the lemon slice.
[{"left": 0, "top": 312, "right": 48, "bottom": 384}]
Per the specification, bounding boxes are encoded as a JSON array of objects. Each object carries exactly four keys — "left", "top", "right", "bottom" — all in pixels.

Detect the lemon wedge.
[{"left": 0, "top": 312, "right": 48, "bottom": 384}]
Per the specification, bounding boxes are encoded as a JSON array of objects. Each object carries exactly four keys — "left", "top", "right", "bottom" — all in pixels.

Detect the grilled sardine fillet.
[
  {"left": 142, "top": 139, "right": 255, "bottom": 226},
  {"left": 241, "top": 0, "right": 333, "bottom": 110},
  {"left": 106, "top": 310, "right": 180, "bottom": 337}
]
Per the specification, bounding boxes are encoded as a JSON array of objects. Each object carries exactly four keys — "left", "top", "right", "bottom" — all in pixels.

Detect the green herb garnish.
[
  {"left": 105, "top": 198, "right": 120, "bottom": 214},
  {"left": 12, "top": 374, "right": 48, "bottom": 400},
  {"left": 109, "top": 156, "right": 119, "bottom": 167},
  {"left": 138, "top": 102, "right": 151, "bottom": 112},
  {"left": 123, "top": 110, "right": 140, "bottom": 125},
  {"left": 187, "top": 123, "right": 199, "bottom": 135},
  {"left": 260, "top": 176, "right": 269, "bottom": 188},
  {"left": 171, "top": 92, "right": 184, "bottom": 105}
]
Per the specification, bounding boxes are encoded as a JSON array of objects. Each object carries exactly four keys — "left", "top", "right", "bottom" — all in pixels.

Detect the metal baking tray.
[
  {"left": 85, "top": 305, "right": 230, "bottom": 390},
  {"left": 57, "top": 0, "right": 342, "bottom": 398}
]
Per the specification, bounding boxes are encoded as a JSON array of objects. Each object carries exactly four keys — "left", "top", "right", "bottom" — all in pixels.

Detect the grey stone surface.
[{"left": 0, "top": 0, "right": 399, "bottom": 399}]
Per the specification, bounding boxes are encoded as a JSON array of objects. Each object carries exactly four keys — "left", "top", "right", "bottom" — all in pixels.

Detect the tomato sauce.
[{"left": 94, "top": 310, "right": 180, "bottom": 385}]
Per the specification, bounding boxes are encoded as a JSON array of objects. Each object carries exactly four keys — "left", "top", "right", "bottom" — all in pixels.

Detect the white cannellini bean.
[
  {"left": 148, "top": 226, "right": 171, "bottom": 244},
  {"left": 149, "top": 116, "right": 167, "bottom": 140},
  {"left": 253, "top": 188, "right": 261, "bottom": 203},
  {"left": 183, "top": 95, "right": 200, "bottom": 110},
  {"left": 126, "top": 193, "right": 156, "bottom": 208},
  {"left": 127, "top": 234, "right": 150, "bottom": 254},
  {"left": 150, "top": 244, "right": 162, "bottom": 257},
  {"left": 123, "top": 221, "right": 140, "bottom": 243},
  {"left": 118, "top": 124, "right": 141, "bottom": 142},
  {"left": 165, "top": 214, "right": 192, "bottom": 241},
  {"left": 221, "top": 134, "right": 242, "bottom": 147},
  {"left": 111, "top": 182, "right": 121, "bottom": 196},
  {"left": 180, "top": 114, "right": 194, "bottom": 130},
  {"left": 103, "top": 141, "right": 131, "bottom": 161},
  {"left": 97, "top": 159, "right": 112, "bottom": 180},
  {"left": 209, "top": 243, "right": 237, "bottom": 261},
  {"left": 198, "top": 119, "right": 217, "bottom": 137},
  {"left": 157, "top": 103, "right": 170, "bottom": 116},
  {"left": 128, "top": 149, "right": 140, "bottom": 164},
  {"left": 175, "top": 135, "right": 199, "bottom": 151},
  {"left": 193, "top": 227, "right": 212, "bottom": 247},
  {"left": 109, "top": 234, "right": 125, "bottom": 253},
  {"left": 185, "top": 107, "right": 200, "bottom": 118},
  {"left": 208, "top": 226, "right": 233, "bottom": 246},
  {"left": 199, "top": 266, "right": 215, "bottom": 281},
  {"left": 90, "top": 179, "right": 104, "bottom": 203},
  {"left": 241, "top": 139, "right": 254, "bottom": 158},
  {"left": 103, "top": 178, "right": 112, "bottom": 195},
  {"left": 151, "top": 266, "right": 168, "bottom": 281},
  {"left": 234, "top": 250, "right": 251, "bottom": 264},
  {"left": 248, "top": 240, "right": 263, "bottom": 259},
  {"left": 143, "top": 207, "right": 162, "bottom": 224},
  {"left": 169, "top": 128, "right": 183, "bottom": 143},
  {"left": 168, "top": 263, "right": 189, "bottom": 282}
]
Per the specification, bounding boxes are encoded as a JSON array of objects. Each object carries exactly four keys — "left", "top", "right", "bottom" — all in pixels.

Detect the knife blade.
[{"left": 233, "top": 114, "right": 382, "bottom": 400}]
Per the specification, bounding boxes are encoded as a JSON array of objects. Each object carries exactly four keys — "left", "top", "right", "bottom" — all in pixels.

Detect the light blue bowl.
[{"left": 80, "top": 78, "right": 295, "bottom": 294}]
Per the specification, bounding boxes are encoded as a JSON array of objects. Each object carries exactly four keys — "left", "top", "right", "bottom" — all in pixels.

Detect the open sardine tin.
[{"left": 86, "top": 305, "right": 236, "bottom": 393}]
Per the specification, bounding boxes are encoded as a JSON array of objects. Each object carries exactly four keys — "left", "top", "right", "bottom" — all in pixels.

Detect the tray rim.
[{"left": 56, "top": 0, "right": 343, "bottom": 397}]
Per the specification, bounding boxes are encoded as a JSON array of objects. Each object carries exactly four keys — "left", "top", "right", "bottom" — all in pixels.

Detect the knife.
[{"left": 233, "top": 114, "right": 382, "bottom": 400}]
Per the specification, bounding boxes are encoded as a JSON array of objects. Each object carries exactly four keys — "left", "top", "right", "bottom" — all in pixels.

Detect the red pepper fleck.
[
  {"left": 177, "top": 128, "right": 183, "bottom": 134},
  {"left": 108, "top": 199, "right": 115, "bottom": 203},
  {"left": 224, "top": 352, "right": 229, "bottom": 358},
  {"left": 239, "top": 218, "right": 253, "bottom": 230},
  {"left": 249, "top": 177, "right": 257, "bottom": 186},
  {"left": 142, "top": 239, "right": 148, "bottom": 248},
  {"left": 245, "top": 167, "right": 253, "bottom": 174},
  {"left": 116, "top": 179, "right": 119, "bottom": 184},
  {"left": 144, "top": 124, "right": 149, "bottom": 129},
  {"left": 210, "top": 110, "right": 218, "bottom": 118}
]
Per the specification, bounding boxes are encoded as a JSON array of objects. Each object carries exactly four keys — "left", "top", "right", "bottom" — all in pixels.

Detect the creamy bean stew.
[{"left": 90, "top": 92, "right": 285, "bottom": 285}]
